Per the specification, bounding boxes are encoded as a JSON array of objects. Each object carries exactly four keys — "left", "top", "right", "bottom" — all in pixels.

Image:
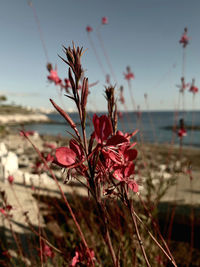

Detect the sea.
[{"left": 24, "top": 111, "right": 200, "bottom": 148}]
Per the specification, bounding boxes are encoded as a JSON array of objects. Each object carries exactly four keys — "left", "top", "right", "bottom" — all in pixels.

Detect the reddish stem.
[{"left": 22, "top": 132, "right": 95, "bottom": 266}]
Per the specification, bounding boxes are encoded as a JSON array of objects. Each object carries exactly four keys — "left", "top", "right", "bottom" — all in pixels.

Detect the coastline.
[
  {"left": 0, "top": 131, "right": 199, "bottom": 184},
  {"left": 0, "top": 113, "right": 50, "bottom": 124}
]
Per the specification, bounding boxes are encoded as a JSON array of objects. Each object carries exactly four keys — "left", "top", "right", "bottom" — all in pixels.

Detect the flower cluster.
[
  {"left": 47, "top": 62, "right": 97, "bottom": 95},
  {"left": 47, "top": 43, "right": 178, "bottom": 267},
  {"left": 92, "top": 115, "right": 138, "bottom": 193},
  {"left": 50, "top": 44, "right": 138, "bottom": 199},
  {"left": 55, "top": 113, "right": 138, "bottom": 194},
  {"left": 86, "top": 16, "right": 108, "bottom": 32},
  {"left": 47, "top": 62, "right": 73, "bottom": 93}
]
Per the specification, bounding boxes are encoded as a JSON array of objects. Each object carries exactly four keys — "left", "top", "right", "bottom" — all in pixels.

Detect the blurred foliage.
[
  {"left": 0, "top": 104, "right": 32, "bottom": 114},
  {"left": 0, "top": 95, "right": 7, "bottom": 103}
]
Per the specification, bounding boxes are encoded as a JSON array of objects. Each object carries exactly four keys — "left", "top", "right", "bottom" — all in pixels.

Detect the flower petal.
[
  {"left": 93, "top": 114, "right": 112, "bottom": 143},
  {"left": 128, "top": 181, "right": 138, "bottom": 193},
  {"left": 69, "top": 139, "right": 84, "bottom": 161},
  {"left": 55, "top": 147, "right": 76, "bottom": 166}
]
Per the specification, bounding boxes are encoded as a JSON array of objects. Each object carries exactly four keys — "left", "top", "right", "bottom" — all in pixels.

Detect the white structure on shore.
[{"left": 0, "top": 142, "right": 18, "bottom": 181}]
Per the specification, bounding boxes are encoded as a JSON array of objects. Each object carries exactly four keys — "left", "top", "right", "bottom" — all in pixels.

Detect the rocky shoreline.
[
  {"left": 0, "top": 132, "right": 199, "bottom": 198},
  {"left": 0, "top": 113, "right": 50, "bottom": 124}
]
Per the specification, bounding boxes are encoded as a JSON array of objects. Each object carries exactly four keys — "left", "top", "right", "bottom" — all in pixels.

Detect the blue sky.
[{"left": 0, "top": 0, "right": 200, "bottom": 111}]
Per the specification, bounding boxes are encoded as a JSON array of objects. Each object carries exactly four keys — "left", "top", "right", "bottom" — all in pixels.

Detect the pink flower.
[
  {"left": 0, "top": 208, "right": 6, "bottom": 215},
  {"left": 179, "top": 27, "right": 189, "bottom": 48},
  {"left": 43, "top": 142, "right": 56, "bottom": 150},
  {"left": 20, "top": 130, "right": 35, "bottom": 137},
  {"left": 101, "top": 135, "right": 130, "bottom": 165},
  {"left": 92, "top": 114, "right": 112, "bottom": 144},
  {"left": 38, "top": 243, "right": 55, "bottom": 262},
  {"left": 102, "top": 16, "right": 108, "bottom": 25},
  {"left": 71, "top": 251, "right": 79, "bottom": 266},
  {"left": 113, "top": 162, "right": 135, "bottom": 181},
  {"left": 190, "top": 86, "right": 198, "bottom": 94},
  {"left": 179, "top": 34, "right": 189, "bottom": 47},
  {"left": 176, "top": 77, "right": 189, "bottom": 93},
  {"left": 46, "top": 153, "right": 54, "bottom": 163},
  {"left": 86, "top": 26, "right": 93, "bottom": 32},
  {"left": 112, "top": 163, "right": 138, "bottom": 193},
  {"left": 63, "top": 78, "right": 71, "bottom": 92},
  {"left": 124, "top": 66, "right": 134, "bottom": 81},
  {"left": 48, "top": 69, "right": 62, "bottom": 86},
  {"left": 8, "top": 175, "right": 14, "bottom": 185},
  {"left": 189, "top": 78, "right": 198, "bottom": 94},
  {"left": 104, "top": 134, "right": 137, "bottom": 163},
  {"left": 55, "top": 139, "right": 84, "bottom": 167},
  {"left": 93, "top": 129, "right": 138, "bottom": 193},
  {"left": 60, "top": 78, "right": 72, "bottom": 93},
  {"left": 115, "top": 129, "right": 138, "bottom": 141},
  {"left": 178, "top": 118, "right": 187, "bottom": 138},
  {"left": 178, "top": 128, "right": 187, "bottom": 138},
  {"left": 43, "top": 245, "right": 54, "bottom": 259},
  {"left": 124, "top": 72, "right": 134, "bottom": 80},
  {"left": 128, "top": 181, "right": 139, "bottom": 193},
  {"left": 69, "top": 139, "right": 84, "bottom": 161},
  {"left": 55, "top": 147, "right": 76, "bottom": 167}
]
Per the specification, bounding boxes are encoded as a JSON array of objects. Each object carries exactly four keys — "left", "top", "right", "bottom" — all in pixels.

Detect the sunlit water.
[{"left": 23, "top": 111, "right": 200, "bottom": 147}]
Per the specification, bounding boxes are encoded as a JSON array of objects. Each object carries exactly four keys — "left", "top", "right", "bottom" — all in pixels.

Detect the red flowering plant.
[
  {"left": 38, "top": 242, "right": 55, "bottom": 263},
  {"left": 86, "top": 26, "right": 93, "bottom": 33},
  {"left": 124, "top": 66, "right": 134, "bottom": 81},
  {"left": 70, "top": 246, "right": 95, "bottom": 267},
  {"left": 0, "top": 191, "right": 13, "bottom": 219},
  {"left": 176, "top": 77, "right": 190, "bottom": 93},
  {"left": 102, "top": 16, "right": 108, "bottom": 25},
  {"left": 46, "top": 63, "right": 62, "bottom": 86},
  {"left": 49, "top": 44, "right": 177, "bottom": 267},
  {"left": 179, "top": 27, "right": 189, "bottom": 48},
  {"left": 177, "top": 118, "right": 187, "bottom": 150},
  {"left": 189, "top": 78, "right": 199, "bottom": 95}
]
